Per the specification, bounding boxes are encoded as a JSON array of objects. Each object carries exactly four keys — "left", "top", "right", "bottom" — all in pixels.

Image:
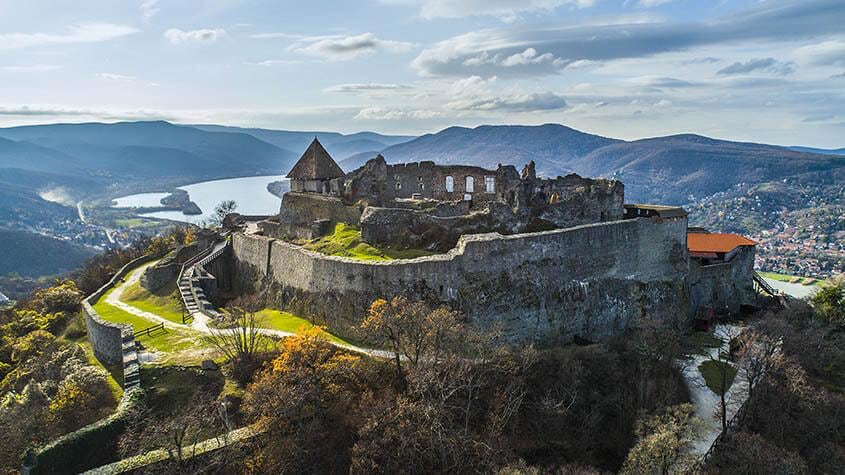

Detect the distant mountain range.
[
  {"left": 788, "top": 146, "right": 845, "bottom": 156},
  {"left": 343, "top": 124, "right": 845, "bottom": 204},
  {"left": 1, "top": 119, "right": 843, "bottom": 277},
  {"left": 2, "top": 120, "right": 842, "bottom": 205}
]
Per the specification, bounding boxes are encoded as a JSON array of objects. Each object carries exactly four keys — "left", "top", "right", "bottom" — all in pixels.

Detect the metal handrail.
[
  {"left": 177, "top": 239, "right": 231, "bottom": 319},
  {"left": 752, "top": 271, "right": 778, "bottom": 296}
]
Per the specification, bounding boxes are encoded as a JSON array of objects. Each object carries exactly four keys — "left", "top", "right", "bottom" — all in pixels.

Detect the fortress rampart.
[{"left": 233, "top": 216, "right": 689, "bottom": 343}]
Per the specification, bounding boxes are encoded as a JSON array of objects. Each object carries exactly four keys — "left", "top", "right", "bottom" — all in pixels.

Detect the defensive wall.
[
  {"left": 233, "top": 216, "right": 689, "bottom": 343},
  {"left": 26, "top": 254, "right": 163, "bottom": 474},
  {"left": 84, "top": 253, "right": 160, "bottom": 369},
  {"left": 687, "top": 246, "right": 756, "bottom": 315}
]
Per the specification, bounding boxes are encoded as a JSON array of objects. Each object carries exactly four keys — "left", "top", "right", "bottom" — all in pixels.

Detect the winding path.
[
  {"left": 679, "top": 324, "right": 751, "bottom": 457},
  {"left": 106, "top": 261, "right": 393, "bottom": 358}
]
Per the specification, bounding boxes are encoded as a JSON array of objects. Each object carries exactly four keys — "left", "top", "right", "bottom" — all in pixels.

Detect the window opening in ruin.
[
  {"left": 419, "top": 183, "right": 425, "bottom": 190},
  {"left": 466, "top": 176, "right": 474, "bottom": 193},
  {"left": 485, "top": 176, "right": 495, "bottom": 193},
  {"left": 446, "top": 175, "right": 454, "bottom": 192},
  {"left": 395, "top": 182, "right": 402, "bottom": 190}
]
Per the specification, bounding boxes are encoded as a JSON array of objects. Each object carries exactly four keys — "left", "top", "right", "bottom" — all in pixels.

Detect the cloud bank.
[{"left": 412, "top": 0, "right": 845, "bottom": 76}]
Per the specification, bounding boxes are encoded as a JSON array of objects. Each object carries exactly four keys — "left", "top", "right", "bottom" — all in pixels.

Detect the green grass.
[
  {"left": 115, "top": 218, "right": 160, "bottom": 229},
  {"left": 121, "top": 278, "right": 184, "bottom": 324},
  {"left": 302, "top": 223, "right": 435, "bottom": 260},
  {"left": 254, "top": 308, "right": 353, "bottom": 346},
  {"left": 759, "top": 271, "right": 825, "bottom": 287},
  {"left": 699, "top": 360, "right": 737, "bottom": 395},
  {"left": 92, "top": 288, "right": 206, "bottom": 363}
]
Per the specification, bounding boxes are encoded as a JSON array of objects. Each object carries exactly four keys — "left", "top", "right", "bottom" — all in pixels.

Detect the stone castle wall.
[
  {"left": 687, "top": 246, "right": 756, "bottom": 315},
  {"left": 233, "top": 216, "right": 689, "bottom": 343}
]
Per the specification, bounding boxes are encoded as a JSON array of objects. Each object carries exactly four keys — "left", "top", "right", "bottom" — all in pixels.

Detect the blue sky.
[{"left": 1, "top": 0, "right": 844, "bottom": 147}]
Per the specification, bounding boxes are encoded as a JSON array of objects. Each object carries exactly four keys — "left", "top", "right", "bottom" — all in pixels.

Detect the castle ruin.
[{"left": 226, "top": 139, "right": 758, "bottom": 344}]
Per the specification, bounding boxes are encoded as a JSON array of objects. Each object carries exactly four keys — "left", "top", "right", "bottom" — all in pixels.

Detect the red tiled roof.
[{"left": 688, "top": 233, "right": 757, "bottom": 253}]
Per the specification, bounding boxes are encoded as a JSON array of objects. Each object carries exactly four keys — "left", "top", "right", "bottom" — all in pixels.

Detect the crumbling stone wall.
[
  {"left": 343, "top": 155, "right": 521, "bottom": 205},
  {"left": 360, "top": 202, "right": 523, "bottom": 251},
  {"left": 232, "top": 216, "right": 689, "bottom": 344},
  {"left": 687, "top": 246, "right": 756, "bottom": 315},
  {"left": 140, "top": 243, "right": 202, "bottom": 292},
  {"left": 264, "top": 192, "right": 363, "bottom": 240}
]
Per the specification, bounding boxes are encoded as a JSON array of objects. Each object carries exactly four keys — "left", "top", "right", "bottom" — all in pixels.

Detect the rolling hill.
[
  {"left": 364, "top": 125, "right": 845, "bottom": 204},
  {"left": 365, "top": 123, "right": 619, "bottom": 176},
  {"left": 0, "top": 229, "right": 96, "bottom": 277},
  {"left": 191, "top": 124, "right": 414, "bottom": 162},
  {"left": 789, "top": 146, "right": 845, "bottom": 156},
  {"left": 0, "top": 121, "right": 296, "bottom": 181}
]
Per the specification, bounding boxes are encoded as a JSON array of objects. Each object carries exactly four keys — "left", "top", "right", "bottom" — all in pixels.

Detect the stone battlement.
[{"left": 234, "top": 216, "right": 688, "bottom": 343}]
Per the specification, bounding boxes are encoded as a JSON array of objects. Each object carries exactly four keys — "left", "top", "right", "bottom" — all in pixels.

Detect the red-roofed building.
[
  {"left": 688, "top": 232, "right": 757, "bottom": 264},
  {"left": 687, "top": 230, "right": 758, "bottom": 315}
]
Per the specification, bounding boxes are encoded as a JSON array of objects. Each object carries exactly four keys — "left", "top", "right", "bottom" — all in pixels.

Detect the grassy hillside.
[{"left": 0, "top": 229, "right": 96, "bottom": 277}]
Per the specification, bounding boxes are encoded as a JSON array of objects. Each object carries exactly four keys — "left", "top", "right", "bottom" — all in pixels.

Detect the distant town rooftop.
[{"left": 688, "top": 233, "right": 758, "bottom": 254}]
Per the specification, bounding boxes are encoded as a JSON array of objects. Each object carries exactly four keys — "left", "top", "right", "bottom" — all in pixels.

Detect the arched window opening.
[{"left": 465, "top": 176, "right": 474, "bottom": 193}]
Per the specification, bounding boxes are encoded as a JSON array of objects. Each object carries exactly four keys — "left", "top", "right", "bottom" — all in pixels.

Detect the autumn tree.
[
  {"left": 620, "top": 403, "right": 704, "bottom": 475},
  {"left": 243, "top": 327, "right": 362, "bottom": 473},
  {"left": 361, "top": 296, "right": 460, "bottom": 386}
]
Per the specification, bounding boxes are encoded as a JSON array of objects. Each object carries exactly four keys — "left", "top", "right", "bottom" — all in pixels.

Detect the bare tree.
[
  {"left": 361, "top": 296, "right": 461, "bottom": 387},
  {"left": 735, "top": 322, "right": 782, "bottom": 401},
  {"left": 204, "top": 304, "right": 269, "bottom": 383}
]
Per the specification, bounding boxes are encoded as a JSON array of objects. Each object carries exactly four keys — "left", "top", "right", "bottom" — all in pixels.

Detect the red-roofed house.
[{"left": 688, "top": 232, "right": 757, "bottom": 265}]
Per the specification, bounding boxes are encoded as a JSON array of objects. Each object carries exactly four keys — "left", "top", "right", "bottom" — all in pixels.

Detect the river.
[{"left": 112, "top": 175, "right": 289, "bottom": 224}]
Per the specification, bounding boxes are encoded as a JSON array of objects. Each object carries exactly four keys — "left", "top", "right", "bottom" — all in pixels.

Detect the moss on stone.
[{"left": 303, "top": 223, "right": 434, "bottom": 260}]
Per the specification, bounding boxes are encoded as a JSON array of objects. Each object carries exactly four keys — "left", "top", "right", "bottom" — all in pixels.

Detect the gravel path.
[
  {"left": 105, "top": 261, "right": 393, "bottom": 358},
  {"left": 680, "top": 324, "right": 750, "bottom": 457}
]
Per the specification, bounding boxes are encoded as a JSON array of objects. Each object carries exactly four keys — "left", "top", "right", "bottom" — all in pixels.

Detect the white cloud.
[
  {"left": 384, "top": 0, "right": 594, "bottom": 19},
  {"left": 0, "top": 23, "right": 139, "bottom": 50},
  {"left": 0, "top": 64, "right": 62, "bottom": 73},
  {"left": 164, "top": 28, "right": 226, "bottom": 44},
  {"left": 324, "top": 83, "right": 414, "bottom": 94},
  {"left": 95, "top": 72, "right": 160, "bottom": 87},
  {"left": 717, "top": 58, "right": 795, "bottom": 76},
  {"left": 250, "top": 59, "right": 302, "bottom": 66},
  {"left": 412, "top": 0, "right": 845, "bottom": 77},
  {"left": 638, "top": 0, "right": 677, "bottom": 7},
  {"left": 0, "top": 105, "right": 174, "bottom": 121},
  {"left": 448, "top": 91, "right": 568, "bottom": 112},
  {"left": 501, "top": 48, "right": 566, "bottom": 68},
  {"left": 140, "top": 0, "right": 160, "bottom": 19},
  {"left": 794, "top": 40, "right": 845, "bottom": 66},
  {"left": 354, "top": 107, "right": 442, "bottom": 120},
  {"left": 290, "top": 33, "right": 413, "bottom": 61},
  {"left": 445, "top": 75, "right": 568, "bottom": 112}
]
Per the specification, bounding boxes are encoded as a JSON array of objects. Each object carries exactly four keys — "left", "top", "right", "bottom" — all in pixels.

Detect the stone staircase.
[{"left": 177, "top": 239, "right": 230, "bottom": 322}]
